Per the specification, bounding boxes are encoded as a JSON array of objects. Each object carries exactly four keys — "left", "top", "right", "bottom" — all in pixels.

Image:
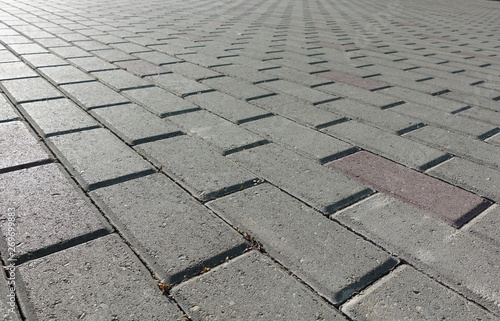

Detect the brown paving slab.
[
  {"left": 315, "top": 71, "right": 391, "bottom": 91},
  {"left": 325, "top": 151, "right": 492, "bottom": 228}
]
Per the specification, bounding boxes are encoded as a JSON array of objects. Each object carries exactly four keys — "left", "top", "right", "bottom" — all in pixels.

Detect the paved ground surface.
[{"left": 0, "top": 0, "right": 499, "bottom": 319}]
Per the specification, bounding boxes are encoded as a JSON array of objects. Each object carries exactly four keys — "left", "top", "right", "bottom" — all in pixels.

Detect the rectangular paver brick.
[
  {"left": 406, "top": 126, "right": 500, "bottom": 169},
  {"left": 172, "top": 251, "right": 347, "bottom": 320},
  {"left": 0, "top": 163, "right": 111, "bottom": 260},
  {"left": 0, "top": 121, "right": 50, "bottom": 171},
  {"left": 201, "top": 76, "right": 272, "bottom": 101},
  {"left": 92, "top": 69, "right": 152, "bottom": 91},
  {"left": 258, "top": 79, "right": 337, "bottom": 104},
  {"left": 334, "top": 194, "right": 500, "bottom": 314},
  {"left": 122, "top": 86, "right": 199, "bottom": 117},
  {"left": 427, "top": 157, "right": 500, "bottom": 203},
  {"left": 316, "top": 70, "right": 391, "bottom": 91},
  {"left": 326, "top": 151, "right": 492, "bottom": 227},
  {"left": 169, "top": 110, "right": 267, "bottom": 155},
  {"left": 67, "top": 56, "right": 118, "bottom": 72},
  {"left": 0, "top": 61, "right": 38, "bottom": 80},
  {"left": 316, "top": 82, "right": 404, "bottom": 108},
  {"left": 464, "top": 205, "right": 500, "bottom": 248},
  {"left": 0, "top": 93, "right": 18, "bottom": 122},
  {"left": 342, "top": 265, "right": 497, "bottom": 321},
  {"left": 135, "top": 135, "right": 258, "bottom": 201},
  {"left": 1, "top": 77, "right": 64, "bottom": 104},
  {"left": 19, "top": 99, "right": 100, "bottom": 137},
  {"left": 114, "top": 59, "right": 169, "bottom": 77},
  {"left": 242, "top": 115, "right": 356, "bottom": 162},
  {"left": 147, "top": 73, "right": 213, "bottom": 97},
  {"left": 185, "top": 91, "right": 271, "bottom": 124},
  {"left": 323, "top": 121, "right": 448, "bottom": 170},
  {"left": 47, "top": 128, "right": 155, "bottom": 191},
  {"left": 251, "top": 94, "right": 346, "bottom": 128},
  {"left": 90, "top": 173, "right": 247, "bottom": 283},
  {"left": 227, "top": 143, "right": 373, "bottom": 213},
  {"left": 90, "top": 103, "right": 182, "bottom": 145},
  {"left": 38, "top": 65, "right": 94, "bottom": 85},
  {"left": 60, "top": 81, "right": 129, "bottom": 109},
  {"left": 207, "top": 184, "right": 397, "bottom": 304},
  {"left": 21, "top": 53, "right": 69, "bottom": 68},
  {"left": 17, "top": 234, "right": 183, "bottom": 320}
]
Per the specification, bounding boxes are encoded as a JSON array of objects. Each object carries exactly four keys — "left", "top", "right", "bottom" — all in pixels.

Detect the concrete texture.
[
  {"left": 1, "top": 0, "right": 499, "bottom": 318},
  {"left": 326, "top": 151, "right": 492, "bottom": 227},
  {"left": 172, "top": 251, "right": 346, "bottom": 320},
  {"left": 207, "top": 184, "right": 397, "bottom": 304}
]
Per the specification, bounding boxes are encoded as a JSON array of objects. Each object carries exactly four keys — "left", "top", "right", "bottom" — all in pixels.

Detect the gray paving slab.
[
  {"left": 90, "top": 173, "right": 247, "bottom": 283},
  {"left": 8, "top": 43, "right": 48, "bottom": 55},
  {"left": 132, "top": 51, "right": 183, "bottom": 66},
  {"left": 0, "top": 77, "right": 64, "bottom": 104},
  {"left": 463, "top": 205, "right": 500, "bottom": 248},
  {"left": 67, "top": 56, "right": 118, "bottom": 72},
  {"left": 323, "top": 121, "right": 448, "bottom": 170},
  {"left": 227, "top": 143, "right": 373, "bottom": 213},
  {"left": 90, "top": 103, "right": 182, "bottom": 145},
  {"left": 169, "top": 110, "right": 267, "bottom": 155},
  {"left": 185, "top": 91, "right": 271, "bottom": 124},
  {"left": 60, "top": 81, "right": 129, "bottom": 109},
  {"left": 37, "top": 65, "right": 94, "bottom": 85},
  {"left": 46, "top": 128, "right": 155, "bottom": 191},
  {"left": 0, "top": 50, "right": 20, "bottom": 63},
  {"left": 334, "top": 194, "right": 500, "bottom": 314},
  {"left": 19, "top": 98, "right": 100, "bottom": 137},
  {"left": 242, "top": 115, "right": 357, "bottom": 162},
  {"left": 92, "top": 48, "right": 136, "bottom": 62},
  {"left": 407, "top": 126, "right": 500, "bottom": 169},
  {"left": 0, "top": 163, "right": 111, "bottom": 261},
  {"left": 391, "top": 102, "right": 498, "bottom": 138},
  {"left": 342, "top": 265, "right": 497, "bottom": 321},
  {"left": 0, "top": 121, "right": 50, "bottom": 171},
  {"left": 17, "top": 234, "right": 184, "bottom": 321},
  {"left": 135, "top": 135, "right": 258, "bottom": 201},
  {"left": 122, "top": 86, "right": 200, "bottom": 117},
  {"left": 114, "top": 59, "right": 169, "bottom": 77},
  {"left": 147, "top": 73, "right": 213, "bottom": 97},
  {"left": 257, "top": 79, "right": 337, "bottom": 104},
  {"left": 207, "top": 184, "right": 397, "bottom": 304},
  {"left": 213, "top": 64, "right": 278, "bottom": 84},
  {"left": 0, "top": 93, "right": 18, "bottom": 122},
  {"left": 162, "top": 61, "right": 221, "bottom": 80},
  {"left": 0, "top": 61, "right": 38, "bottom": 81},
  {"left": 251, "top": 94, "right": 346, "bottom": 128},
  {"left": 201, "top": 76, "right": 273, "bottom": 101},
  {"left": 320, "top": 99, "right": 421, "bottom": 134},
  {"left": 172, "top": 251, "right": 347, "bottom": 321},
  {"left": 49, "top": 45, "right": 92, "bottom": 59},
  {"left": 92, "top": 69, "right": 152, "bottom": 91},
  {"left": 20, "top": 53, "right": 69, "bottom": 68}
]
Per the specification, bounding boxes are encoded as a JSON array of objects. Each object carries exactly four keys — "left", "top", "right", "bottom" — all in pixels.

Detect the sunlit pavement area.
[{"left": 1, "top": 0, "right": 500, "bottom": 319}]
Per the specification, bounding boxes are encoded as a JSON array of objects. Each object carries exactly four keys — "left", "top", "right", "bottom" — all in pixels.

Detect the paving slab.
[
  {"left": 60, "top": 81, "right": 129, "bottom": 109},
  {"left": 201, "top": 76, "right": 273, "bottom": 101},
  {"left": 114, "top": 59, "right": 169, "bottom": 77},
  {"left": 207, "top": 184, "right": 397, "bottom": 304},
  {"left": 135, "top": 135, "right": 258, "bottom": 201},
  {"left": 0, "top": 93, "right": 18, "bottom": 122},
  {"left": 251, "top": 94, "right": 346, "bottom": 128},
  {"left": 0, "top": 163, "right": 111, "bottom": 262},
  {"left": 427, "top": 156, "right": 500, "bottom": 203},
  {"left": 0, "top": 61, "right": 38, "bottom": 81},
  {"left": 17, "top": 234, "right": 184, "bottom": 321},
  {"left": 122, "top": 86, "right": 200, "bottom": 117},
  {"left": 342, "top": 265, "right": 497, "bottom": 321},
  {"left": 257, "top": 79, "right": 338, "bottom": 104},
  {"left": 67, "top": 56, "right": 118, "bottom": 72},
  {"left": 334, "top": 194, "right": 500, "bottom": 314},
  {"left": 19, "top": 98, "right": 100, "bottom": 137},
  {"left": 323, "top": 121, "right": 448, "bottom": 170},
  {"left": 185, "top": 91, "right": 272, "bottom": 124},
  {"left": 92, "top": 69, "right": 153, "bottom": 91},
  {"left": 463, "top": 205, "right": 500, "bottom": 248},
  {"left": 227, "top": 143, "right": 373, "bottom": 213},
  {"left": 90, "top": 103, "right": 183, "bottom": 145},
  {"left": 20, "top": 53, "right": 69, "bottom": 68},
  {"left": 37, "top": 65, "right": 94, "bottom": 85},
  {"left": 242, "top": 115, "right": 356, "bottom": 162},
  {"left": 0, "top": 121, "right": 51, "bottom": 172},
  {"left": 316, "top": 70, "right": 391, "bottom": 91},
  {"left": 326, "top": 151, "right": 491, "bottom": 228},
  {"left": 406, "top": 125, "right": 500, "bottom": 169},
  {"left": 172, "top": 251, "right": 347, "bottom": 321},
  {"left": 46, "top": 128, "right": 155, "bottom": 191},
  {"left": 0, "top": 77, "right": 64, "bottom": 104},
  {"left": 90, "top": 173, "right": 247, "bottom": 283},
  {"left": 147, "top": 73, "right": 213, "bottom": 97},
  {"left": 169, "top": 110, "right": 267, "bottom": 155}
]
